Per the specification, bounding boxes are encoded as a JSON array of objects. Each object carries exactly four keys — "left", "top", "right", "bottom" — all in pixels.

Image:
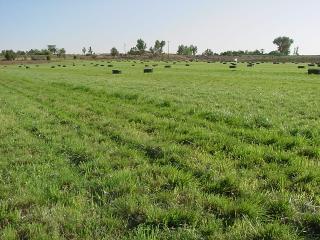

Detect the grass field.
[{"left": 0, "top": 61, "right": 320, "bottom": 239}]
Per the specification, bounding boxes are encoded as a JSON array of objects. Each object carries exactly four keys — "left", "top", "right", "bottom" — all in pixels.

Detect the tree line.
[
  {"left": 0, "top": 45, "right": 66, "bottom": 61},
  {"left": 1, "top": 36, "right": 296, "bottom": 61},
  {"left": 109, "top": 36, "right": 296, "bottom": 57}
]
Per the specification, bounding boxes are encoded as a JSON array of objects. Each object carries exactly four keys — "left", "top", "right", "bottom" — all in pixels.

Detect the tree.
[
  {"left": 57, "top": 48, "right": 66, "bottom": 58},
  {"left": 88, "top": 46, "right": 93, "bottom": 55},
  {"left": 190, "top": 45, "right": 198, "bottom": 56},
  {"left": 176, "top": 45, "right": 197, "bottom": 56},
  {"left": 110, "top": 47, "right": 119, "bottom": 57},
  {"left": 150, "top": 40, "right": 166, "bottom": 55},
  {"left": 203, "top": 49, "right": 213, "bottom": 56},
  {"left": 3, "top": 50, "right": 16, "bottom": 60},
  {"left": 128, "top": 47, "right": 139, "bottom": 55},
  {"left": 136, "top": 38, "right": 147, "bottom": 54},
  {"left": 273, "top": 36, "right": 294, "bottom": 55},
  {"left": 268, "top": 50, "right": 281, "bottom": 56},
  {"left": 47, "top": 45, "right": 57, "bottom": 55},
  {"left": 82, "top": 47, "right": 86, "bottom": 55}
]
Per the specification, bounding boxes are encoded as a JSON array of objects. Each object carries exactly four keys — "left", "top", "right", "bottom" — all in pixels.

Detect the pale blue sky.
[{"left": 0, "top": 0, "right": 319, "bottom": 55}]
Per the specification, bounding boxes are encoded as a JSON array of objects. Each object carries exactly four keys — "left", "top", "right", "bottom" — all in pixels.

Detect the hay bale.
[
  {"left": 229, "top": 65, "right": 237, "bottom": 69},
  {"left": 186, "top": 64, "right": 190, "bottom": 66},
  {"left": 112, "top": 69, "right": 122, "bottom": 74},
  {"left": 298, "top": 66, "right": 305, "bottom": 69},
  {"left": 51, "top": 66, "right": 55, "bottom": 68},
  {"left": 164, "top": 65, "right": 171, "bottom": 68},
  {"left": 100, "top": 65, "right": 104, "bottom": 67},
  {"left": 144, "top": 68, "right": 153, "bottom": 73},
  {"left": 25, "top": 66, "right": 30, "bottom": 69},
  {"left": 132, "top": 64, "right": 135, "bottom": 67},
  {"left": 308, "top": 69, "right": 320, "bottom": 75},
  {"left": 308, "top": 64, "right": 315, "bottom": 67},
  {"left": 108, "top": 64, "right": 113, "bottom": 67},
  {"left": 62, "top": 65, "right": 66, "bottom": 67}
]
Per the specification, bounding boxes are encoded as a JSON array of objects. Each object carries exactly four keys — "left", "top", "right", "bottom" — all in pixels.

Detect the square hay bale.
[
  {"left": 112, "top": 69, "right": 122, "bottom": 74},
  {"left": 144, "top": 68, "right": 153, "bottom": 73},
  {"left": 308, "top": 69, "right": 320, "bottom": 75}
]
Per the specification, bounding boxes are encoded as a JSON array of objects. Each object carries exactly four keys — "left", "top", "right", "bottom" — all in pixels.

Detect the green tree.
[
  {"left": 203, "top": 49, "right": 213, "bottom": 56},
  {"left": 150, "top": 40, "right": 166, "bottom": 55},
  {"left": 136, "top": 39, "right": 147, "bottom": 54},
  {"left": 57, "top": 48, "right": 66, "bottom": 58},
  {"left": 82, "top": 47, "right": 86, "bottom": 55},
  {"left": 110, "top": 47, "right": 119, "bottom": 57},
  {"left": 47, "top": 45, "right": 57, "bottom": 55},
  {"left": 3, "top": 50, "right": 16, "bottom": 60},
  {"left": 88, "top": 46, "right": 93, "bottom": 55},
  {"left": 273, "top": 36, "right": 294, "bottom": 55},
  {"left": 177, "top": 45, "right": 193, "bottom": 56},
  {"left": 190, "top": 45, "right": 198, "bottom": 56}
]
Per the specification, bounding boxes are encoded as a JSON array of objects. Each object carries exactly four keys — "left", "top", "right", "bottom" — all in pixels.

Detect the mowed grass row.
[{"left": 0, "top": 61, "right": 320, "bottom": 239}]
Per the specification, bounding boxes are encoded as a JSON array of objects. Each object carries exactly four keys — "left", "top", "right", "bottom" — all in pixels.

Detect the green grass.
[{"left": 0, "top": 60, "right": 320, "bottom": 239}]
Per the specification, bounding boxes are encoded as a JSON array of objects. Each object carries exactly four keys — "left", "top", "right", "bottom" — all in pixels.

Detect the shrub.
[
  {"left": 298, "top": 66, "right": 305, "bottom": 69},
  {"left": 164, "top": 65, "right": 171, "bottom": 68},
  {"left": 229, "top": 65, "right": 237, "bottom": 69}
]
